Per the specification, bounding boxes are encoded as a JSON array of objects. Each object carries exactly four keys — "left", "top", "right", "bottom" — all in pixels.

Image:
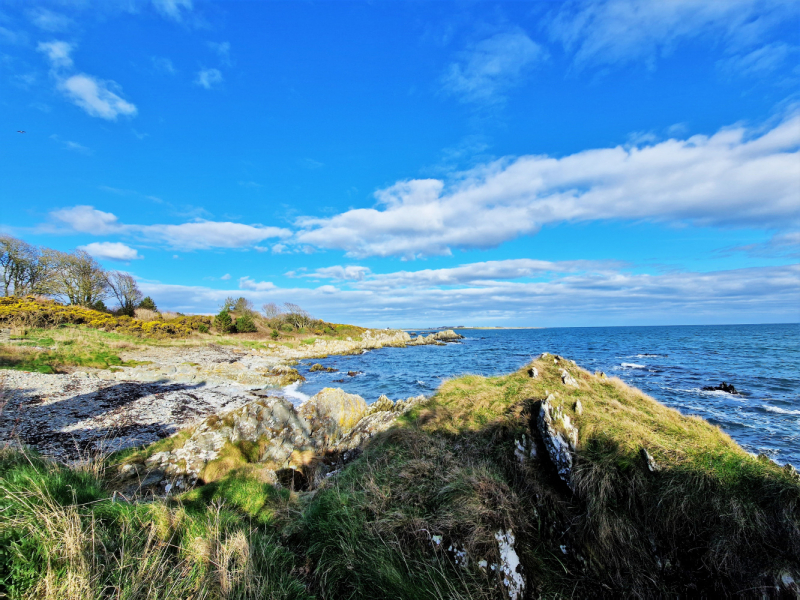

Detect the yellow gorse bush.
[{"left": 0, "top": 296, "right": 210, "bottom": 338}]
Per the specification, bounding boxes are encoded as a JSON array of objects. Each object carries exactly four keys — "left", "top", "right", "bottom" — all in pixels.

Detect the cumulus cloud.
[
  {"left": 549, "top": 0, "right": 800, "bottom": 69},
  {"left": 50, "top": 205, "right": 121, "bottom": 234},
  {"left": 78, "top": 242, "right": 142, "bottom": 261},
  {"left": 220, "top": 273, "right": 231, "bottom": 280},
  {"left": 442, "top": 30, "right": 545, "bottom": 104},
  {"left": 46, "top": 206, "right": 291, "bottom": 250},
  {"left": 38, "top": 40, "right": 137, "bottom": 120},
  {"left": 137, "top": 263, "right": 800, "bottom": 327},
  {"left": 239, "top": 277, "right": 276, "bottom": 291},
  {"left": 195, "top": 68, "right": 222, "bottom": 89},
  {"left": 58, "top": 74, "right": 137, "bottom": 120},
  {"left": 296, "top": 113, "right": 800, "bottom": 258}
]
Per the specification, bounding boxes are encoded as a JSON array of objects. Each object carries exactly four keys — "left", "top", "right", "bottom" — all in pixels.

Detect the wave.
[
  {"left": 762, "top": 405, "right": 800, "bottom": 416},
  {"left": 636, "top": 353, "right": 668, "bottom": 358},
  {"left": 621, "top": 363, "right": 646, "bottom": 369},
  {"left": 282, "top": 381, "right": 310, "bottom": 405}
]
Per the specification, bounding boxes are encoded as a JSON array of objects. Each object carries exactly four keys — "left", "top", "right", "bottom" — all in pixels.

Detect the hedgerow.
[{"left": 0, "top": 297, "right": 210, "bottom": 338}]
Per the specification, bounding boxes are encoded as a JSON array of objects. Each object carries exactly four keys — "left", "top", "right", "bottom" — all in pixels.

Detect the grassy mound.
[{"left": 1, "top": 355, "right": 798, "bottom": 598}]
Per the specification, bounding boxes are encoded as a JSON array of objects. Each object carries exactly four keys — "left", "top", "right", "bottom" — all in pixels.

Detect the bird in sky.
[{"left": 17, "top": 130, "right": 25, "bottom": 133}]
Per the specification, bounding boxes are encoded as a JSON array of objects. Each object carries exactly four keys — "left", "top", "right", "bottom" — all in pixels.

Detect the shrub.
[
  {"left": 0, "top": 297, "right": 209, "bottom": 338},
  {"left": 198, "top": 323, "right": 209, "bottom": 333},
  {"left": 213, "top": 309, "right": 235, "bottom": 333},
  {"left": 138, "top": 296, "right": 157, "bottom": 311},
  {"left": 235, "top": 314, "right": 257, "bottom": 333},
  {"left": 271, "top": 329, "right": 279, "bottom": 339},
  {"left": 134, "top": 308, "right": 159, "bottom": 321}
]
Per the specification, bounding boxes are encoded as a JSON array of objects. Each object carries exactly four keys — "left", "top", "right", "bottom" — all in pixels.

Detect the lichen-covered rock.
[
  {"left": 299, "top": 388, "right": 368, "bottom": 450},
  {"left": 368, "top": 394, "right": 395, "bottom": 414},
  {"left": 537, "top": 395, "right": 579, "bottom": 489}
]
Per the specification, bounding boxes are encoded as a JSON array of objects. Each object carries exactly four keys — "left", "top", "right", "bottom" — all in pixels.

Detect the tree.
[
  {"left": 262, "top": 302, "right": 282, "bottom": 319},
  {"left": 106, "top": 271, "right": 143, "bottom": 317},
  {"left": 138, "top": 296, "right": 158, "bottom": 311},
  {"left": 235, "top": 314, "right": 257, "bottom": 333},
  {"left": 0, "top": 235, "right": 54, "bottom": 297},
  {"left": 213, "top": 309, "right": 235, "bottom": 333},
  {"left": 283, "top": 302, "right": 311, "bottom": 329},
  {"left": 46, "top": 249, "right": 108, "bottom": 307}
]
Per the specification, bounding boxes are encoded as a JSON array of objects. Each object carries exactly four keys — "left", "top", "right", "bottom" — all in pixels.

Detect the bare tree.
[
  {"left": 46, "top": 249, "right": 108, "bottom": 307},
  {"left": 106, "top": 271, "right": 143, "bottom": 316},
  {"left": 283, "top": 302, "right": 311, "bottom": 329},
  {"left": 0, "top": 235, "right": 54, "bottom": 297},
  {"left": 261, "top": 302, "right": 282, "bottom": 319}
]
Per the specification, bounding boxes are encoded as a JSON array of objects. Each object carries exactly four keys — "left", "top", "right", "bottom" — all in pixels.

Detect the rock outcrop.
[
  {"left": 118, "top": 388, "right": 427, "bottom": 493},
  {"left": 537, "top": 395, "right": 579, "bottom": 489}
]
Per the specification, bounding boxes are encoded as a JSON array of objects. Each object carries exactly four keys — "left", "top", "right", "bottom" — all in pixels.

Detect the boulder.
[
  {"left": 432, "top": 329, "right": 464, "bottom": 341},
  {"left": 537, "top": 395, "right": 579, "bottom": 489},
  {"left": 560, "top": 369, "right": 579, "bottom": 387},
  {"left": 528, "top": 366, "right": 539, "bottom": 379},
  {"left": 574, "top": 399, "right": 583, "bottom": 416},
  {"left": 299, "top": 387, "right": 368, "bottom": 449}
]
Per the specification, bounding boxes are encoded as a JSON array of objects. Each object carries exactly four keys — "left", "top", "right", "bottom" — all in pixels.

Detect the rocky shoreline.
[{"left": 0, "top": 328, "right": 462, "bottom": 462}]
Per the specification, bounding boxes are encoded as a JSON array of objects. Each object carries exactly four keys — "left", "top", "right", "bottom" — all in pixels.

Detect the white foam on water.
[
  {"left": 763, "top": 405, "right": 800, "bottom": 416},
  {"left": 621, "top": 362, "right": 645, "bottom": 369},
  {"left": 282, "top": 381, "right": 311, "bottom": 405}
]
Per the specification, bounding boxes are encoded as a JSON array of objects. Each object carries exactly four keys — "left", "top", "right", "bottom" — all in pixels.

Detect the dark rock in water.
[
  {"left": 310, "top": 363, "right": 338, "bottom": 373},
  {"left": 347, "top": 371, "right": 362, "bottom": 377},
  {"left": 702, "top": 382, "right": 738, "bottom": 394},
  {"left": 333, "top": 379, "right": 345, "bottom": 383}
]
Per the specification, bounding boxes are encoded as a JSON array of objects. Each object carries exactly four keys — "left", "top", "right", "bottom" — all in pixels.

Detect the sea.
[{"left": 283, "top": 324, "right": 800, "bottom": 467}]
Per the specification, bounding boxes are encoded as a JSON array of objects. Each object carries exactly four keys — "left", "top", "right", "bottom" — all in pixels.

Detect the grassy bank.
[{"left": 1, "top": 356, "right": 798, "bottom": 598}]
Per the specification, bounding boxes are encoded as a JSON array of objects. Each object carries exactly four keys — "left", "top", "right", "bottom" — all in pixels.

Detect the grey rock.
[
  {"left": 538, "top": 395, "right": 579, "bottom": 489},
  {"left": 299, "top": 388, "right": 367, "bottom": 450},
  {"left": 574, "top": 399, "right": 583, "bottom": 416},
  {"left": 641, "top": 448, "right": 661, "bottom": 473},
  {"left": 528, "top": 367, "right": 539, "bottom": 379},
  {"left": 560, "top": 369, "right": 579, "bottom": 387}
]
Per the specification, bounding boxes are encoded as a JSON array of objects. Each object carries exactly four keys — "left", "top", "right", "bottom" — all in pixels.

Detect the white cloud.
[
  {"left": 442, "top": 30, "right": 545, "bottom": 104},
  {"left": 37, "top": 40, "right": 73, "bottom": 69},
  {"left": 38, "top": 40, "right": 137, "bottom": 120},
  {"left": 46, "top": 206, "right": 292, "bottom": 250},
  {"left": 50, "top": 205, "right": 121, "bottom": 234},
  {"left": 295, "top": 265, "right": 373, "bottom": 281},
  {"left": 296, "top": 113, "right": 800, "bottom": 258},
  {"left": 718, "top": 43, "right": 798, "bottom": 78},
  {"left": 58, "top": 74, "right": 137, "bottom": 120},
  {"left": 549, "top": 0, "right": 799, "bottom": 69},
  {"left": 29, "top": 8, "right": 73, "bottom": 32},
  {"left": 78, "top": 242, "right": 142, "bottom": 262},
  {"left": 239, "top": 277, "right": 276, "bottom": 291},
  {"left": 195, "top": 68, "right": 222, "bottom": 89},
  {"left": 142, "top": 220, "right": 291, "bottom": 250},
  {"left": 220, "top": 273, "right": 231, "bottom": 280},
  {"left": 137, "top": 263, "right": 800, "bottom": 327},
  {"left": 153, "top": 0, "right": 193, "bottom": 21}
]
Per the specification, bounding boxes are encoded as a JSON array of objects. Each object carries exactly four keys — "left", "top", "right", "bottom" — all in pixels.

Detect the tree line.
[{"left": 0, "top": 235, "right": 151, "bottom": 316}]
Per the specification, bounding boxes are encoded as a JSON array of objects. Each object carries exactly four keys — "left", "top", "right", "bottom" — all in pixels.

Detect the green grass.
[{"left": 1, "top": 355, "right": 798, "bottom": 598}]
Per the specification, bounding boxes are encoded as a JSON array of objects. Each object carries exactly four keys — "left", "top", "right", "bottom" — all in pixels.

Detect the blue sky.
[{"left": 1, "top": 0, "right": 799, "bottom": 327}]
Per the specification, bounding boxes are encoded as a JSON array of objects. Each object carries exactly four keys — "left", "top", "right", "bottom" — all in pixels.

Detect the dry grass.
[{"left": 133, "top": 308, "right": 160, "bottom": 321}]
